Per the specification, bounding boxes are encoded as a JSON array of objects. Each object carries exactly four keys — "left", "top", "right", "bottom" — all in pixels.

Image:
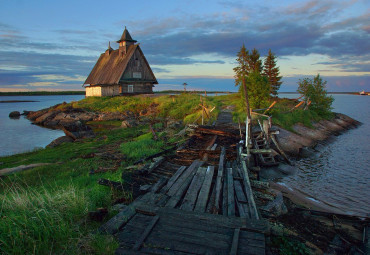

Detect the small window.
[
  {"left": 133, "top": 72, "right": 142, "bottom": 79},
  {"left": 128, "top": 85, "right": 134, "bottom": 93}
]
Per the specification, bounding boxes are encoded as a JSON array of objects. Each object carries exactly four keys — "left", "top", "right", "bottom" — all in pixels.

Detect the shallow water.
[
  {"left": 278, "top": 93, "right": 370, "bottom": 217},
  {"left": 0, "top": 95, "right": 84, "bottom": 156}
]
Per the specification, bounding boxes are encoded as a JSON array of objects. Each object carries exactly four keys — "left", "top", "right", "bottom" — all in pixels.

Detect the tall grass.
[{"left": 0, "top": 181, "right": 117, "bottom": 254}]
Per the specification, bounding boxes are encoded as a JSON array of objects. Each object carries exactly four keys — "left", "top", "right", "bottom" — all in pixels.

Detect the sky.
[{"left": 0, "top": 0, "right": 369, "bottom": 92}]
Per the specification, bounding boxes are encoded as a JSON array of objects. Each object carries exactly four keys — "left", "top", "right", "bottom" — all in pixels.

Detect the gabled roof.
[
  {"left": 84, "top": 45, "right": 137, "bottom": 85},
  {"left": 84, "top": 45, "right": 157, "bottom": 85},
  {"left": 117, "top": 27, "right": 137, "bottom": 43}
]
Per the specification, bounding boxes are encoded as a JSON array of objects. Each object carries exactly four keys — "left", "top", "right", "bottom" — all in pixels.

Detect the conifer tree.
[
  {"left": 263, "top": 49, "right": 282, "bottom": 97},
  {"left": 248, "top": 48, "right": 263, "bottom": 74}
]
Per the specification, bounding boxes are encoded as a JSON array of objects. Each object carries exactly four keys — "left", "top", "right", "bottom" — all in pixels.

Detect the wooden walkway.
[{"left": 100, "top": 110, "right": 269, "bottom": 254}]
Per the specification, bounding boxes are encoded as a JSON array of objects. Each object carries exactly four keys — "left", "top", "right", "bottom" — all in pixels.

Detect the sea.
[{"left": 0, "top": 93, "right": 369, "bottom": 216}]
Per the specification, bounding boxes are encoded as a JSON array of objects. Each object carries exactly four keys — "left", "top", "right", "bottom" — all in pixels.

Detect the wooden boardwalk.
[{"left": 100, "top": 110, "right": 269, "bottom": 254}]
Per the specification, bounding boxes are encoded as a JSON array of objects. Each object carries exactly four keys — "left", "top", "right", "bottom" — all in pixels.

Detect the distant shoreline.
[
  {"left": 0, "top": 100, "right": 39, "bottom": 103},
  {"left": 0, "top": 91, "right": 364, "bottom": 96}
]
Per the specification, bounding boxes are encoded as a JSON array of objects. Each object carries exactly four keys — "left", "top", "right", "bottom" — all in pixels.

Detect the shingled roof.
[
  {"left": 117, "top": 27, "right": 137, "bottom": 43},
  {"left": 84, "top": 44, "right": 157, "bottom": 85}
]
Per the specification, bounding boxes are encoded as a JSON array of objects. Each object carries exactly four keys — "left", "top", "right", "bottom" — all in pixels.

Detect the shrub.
[{"left": 297, "top": 74, "right": 333, "bottom": 115}]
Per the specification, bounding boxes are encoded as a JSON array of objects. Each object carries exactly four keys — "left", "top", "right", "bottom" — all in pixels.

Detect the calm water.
[
  {"left": 279, "top": 93, "right": 370, "bottom": 217},
  {"left": 0, "top": 95, "right": 84, "bottom": 156}
]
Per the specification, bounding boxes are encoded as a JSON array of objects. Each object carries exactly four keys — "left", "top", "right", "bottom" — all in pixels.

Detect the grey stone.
[
  {"left": 9, "top": 111, "right": 21, "bottom": 118},
  {"left": 46, "top": 136, "right": 74, "bottom": 148}
]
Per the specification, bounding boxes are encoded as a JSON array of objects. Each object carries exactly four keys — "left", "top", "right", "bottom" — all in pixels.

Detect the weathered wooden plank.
[
  {"left": 206, "top": 183, "right": 216, "bottom": 213},
  {"left": 227, "top": 168, "right": 235, "bottom": 217},
  {"left": 167, "top": 160, "right": 202, "bottom": 196},
  {"left": 180, "top": 167, "right": 207, "bottom": 211},
  {"left": 135, "top": 205, "right": 269, "bottom": 234},
  {"left": 115, "top": 248, "right": 148, "bottom": 255},
  {"left": 151, "top": 177, "right": 168, "bottom": 193},
  {"left": 140, "top": 156, "right": 166, "bottom": 175},
  {"left": 234, "top": 180, "right": 248, "bottom": 203},
  {"left": 161, "top": 166, "right": 187, "bottom": 193},
  {"left": 205, "top": 135, "right": 218, "bottom": 150},
  {"left": 166, "top": 166, "right": 202, "bottom": 208},
  {"left": 99, "top": 206, "right": 136, "bottom": 234},
  {"left": 222, "top": 174, "right": 228, "bottom": 216},
  {"left": 210, "top": 143, "right": 217, "bottom": 150},
  {"left": 140, "top": 247, "right": 190, "bottom": 255},
  {"left": 236, "top": 199, "right": 246, "bottom": 218},
  {"left": 230, "top": 228, "right": 240, "bottom": 255},
  {"left": 215, "top": 147, "right": 226, "bottom": 213},
  {"left": 241, "top": 161, "right": 259, "bottom": 220},
  {"left": 132, "top": 215, "right": 160, "bottom": 251},
  {"left": 194, "top": 166, "right": 215, "bottom": 212}
]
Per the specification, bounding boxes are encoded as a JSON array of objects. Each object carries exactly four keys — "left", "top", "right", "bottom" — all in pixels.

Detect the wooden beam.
[
  {"left": 140, "top": 156, "right": 165, "bottom": 175},
  {"left": 227, "top": 168, "right": 235, "bottom": 217},
  {"left": 167, "top": 160, "right": 202, "bottom": 196},
  {"left": 230, "top": 228, "right": 240, "bottom": 255},
  {"left": 194, "top": 166, "right": 215, "bottom": 212},
  {"left": 150, "top": 177, "right": 168, "bottom": 193},
  {"left": 180, "top": 167, "right": 207, "bottom": 211},
  {"left": 240, "top": 161, "right": 259, "bottom": 220},
  {"left": 161, "top": 166, "right": 186, "bottom": 193},
  {"left": 214, "top": 147, "right": 226, "bottom": 214},
  {"left": 132, "top": 215, "right": 160, "bottom": 251}
]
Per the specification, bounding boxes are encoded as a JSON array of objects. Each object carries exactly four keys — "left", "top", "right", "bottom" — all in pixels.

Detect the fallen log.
[{"left": 0, "top": 163, "right": 54, "bottom": 176}]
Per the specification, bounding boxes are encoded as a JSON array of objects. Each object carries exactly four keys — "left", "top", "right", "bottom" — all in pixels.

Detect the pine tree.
[
  {"left": 263, "top": 49, "right": 282, "bottom": 97},
  {"left": 233, "top": 44, "right": 251, "bottom": 118},
  {"left": 248, "top": 48, "right": 263, "bottom": 74}
]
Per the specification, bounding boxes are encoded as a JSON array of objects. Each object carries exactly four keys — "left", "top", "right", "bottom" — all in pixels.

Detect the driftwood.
[
  {"left": 98, "top": 178, "right": 125, "bottom": 191},
  {"left": 0, "top": 163, "right": 54, "bottom": 176}
]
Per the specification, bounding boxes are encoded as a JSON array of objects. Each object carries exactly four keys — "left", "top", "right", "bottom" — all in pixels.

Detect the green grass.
[{"left": 57, "top": 94, "right": 221, "bottom": 125}]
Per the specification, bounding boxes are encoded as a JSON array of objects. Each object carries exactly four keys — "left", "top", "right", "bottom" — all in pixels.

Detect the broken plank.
[
  {"left": 167, "top": 160, "right": 202, "bottom": 196},
  {"left": 180, "top": 167, "right": 207, "bottom": 211},
  {"left": 241, "top": 160, "right": 259, "bottom": 220},
  {"left": 194, "top": 166, "right": 215, "bottom": 212},
  {"left": 222, "top": 173, "right": 228, "bottom": 216},
  {"left": 132, "top": 215, "right": 160, "bottom": 251},
  {"left": 140, "top": 156, "right": 166, "bottom": 175},
  {"left": 206, "top": 183, "right": 216, "bottom": 213},
  {"left": 227, "top": 168, "right": 235, "bottom": 217},
  {"left": 230, "top": 228, "right": 240, "bottom": 255},
  {"left": 214, "top": 147, "right": 226, "bottom": 213},
  {"left": 234, "top": 180, "right": 248, "bottom": 203},
  {"left": 150, "top": 177, "right": 168, "bottom": 193},
  {"left": 161, "top": 166, "right": 187, "bottom": 193},
  {"left": 99, "top": 206, "right": 136, "bottom": 234}
]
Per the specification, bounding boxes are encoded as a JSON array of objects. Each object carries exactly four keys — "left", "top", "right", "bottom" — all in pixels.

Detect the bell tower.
[{"left": 117, "top": 27, "right": 137, "bottom": 56}]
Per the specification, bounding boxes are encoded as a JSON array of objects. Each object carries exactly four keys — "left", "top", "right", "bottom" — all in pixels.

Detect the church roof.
[
  {"left": 84, "top": 45, "right": 157, "bottom": 85},
  {"left": 116, "top": 27, "right": 137, "bottom": 43}
]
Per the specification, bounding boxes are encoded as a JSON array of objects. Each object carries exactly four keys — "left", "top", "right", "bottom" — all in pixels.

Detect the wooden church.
[{"left": 84, "top": 28, "right": 157, "bottom": 97}]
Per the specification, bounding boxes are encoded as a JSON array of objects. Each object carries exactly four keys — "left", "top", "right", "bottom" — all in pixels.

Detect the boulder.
[
  {"left": 34, "top": 110, "right": 60, "bottom": 125},
  {"left": 274, "top": 126, "right": 315, "bottom": 156},
  {"left": 292, "top": 123, "right": 329, "bottom": 141},
  {"left": 60, "top": 120, "right": 95, "bottom": 139},
  {"left": 46, "top": 136, "right": 74, "bottom": 148},
  {"left": 27, "top": 109, "right": 48, "bottom": 121},
  {"left": 121, "top": 119, "right": 138, "bottom": 128},
  {"left": 9, "top": 111, "right": 21, "bottom": 118},
  {"left": 261, "top": 190, "right": 288, "bottom": 217}
]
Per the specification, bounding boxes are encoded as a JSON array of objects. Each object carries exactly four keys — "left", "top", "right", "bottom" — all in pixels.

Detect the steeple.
[{"left": 117, "top": 27, "right": 137, "bottom": 56}]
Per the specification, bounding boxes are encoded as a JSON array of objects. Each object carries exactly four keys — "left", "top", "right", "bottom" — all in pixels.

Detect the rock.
[
  {"left": 9, "top": 111, "right": 21, "bottom": 118},
  {"left": 46, "top": 136, "right": 74, "bottom": 148},
  {"left": 60, "top": 120, "right": 95, "bottom": 139},
  {"left": 27, "top": 109, "right": 48, "bottom": 120},
  {"left": 261, "top": 190, "right": 288, "bottom": 217},
  {"left": 275, "top": 126, "right": 315, "bottom": 156},
  {"left": 34, "top": 110, "right": 60, "bottom": 125},
  {"left": 293, "top": 123, "right": 328, "bottom": 141},
  {"left": 121, "top": 119, "right": 138, "bottom": 128}
]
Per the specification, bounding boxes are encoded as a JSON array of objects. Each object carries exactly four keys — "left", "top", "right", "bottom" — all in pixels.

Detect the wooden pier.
[{"left": 100, "top": 110, "right": 270, "bottom": 254}]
